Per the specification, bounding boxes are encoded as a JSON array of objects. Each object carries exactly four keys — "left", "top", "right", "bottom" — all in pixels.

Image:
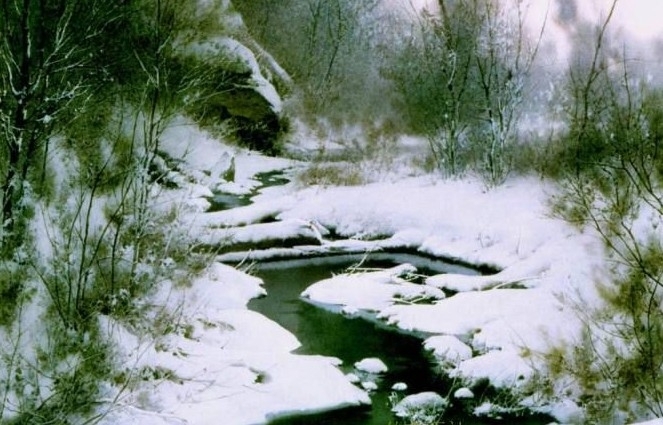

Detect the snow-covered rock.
[
  {"left": 392, "top": 392, "right": 449, "bottom": 420},
  {"left": 354, "top": 358, "right": 388, "bottom": 374},
  {"left": 450, "top": 349, "right": 533, "bottom": 389},
  {"left": 453, "top": 387, "right": 474, "bottom": 399},
  {"left": 391, "top": 382, "right": 408, "bottom": 391}
]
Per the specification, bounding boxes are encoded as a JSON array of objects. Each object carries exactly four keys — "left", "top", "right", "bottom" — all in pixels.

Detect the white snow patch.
[
  {"left": 392, "top": 382, "right": 408, "bottom": 391},
  {"left": 544, "top": 399, "right": 585, "bottom": 424},
  {"left": 195, "top": 219, "right": 324, "bottom": 248},
  {"left": 302, "top": 264, "right": 445, "bottom": 313},
  {"left": 453, "top": 388, "right": 474, "bottom": 399},
  {"left": 423, "top": 335, "right": 473, "bottom": 366},
  {"left": 98, "top": 260, "right": 370, "bottom": 425},
  {"left": 98, "top": 405, "right": 188, "bottom": 425},
  {"left": 629, "top": 420, "right": 663, "bottom": 425},
  {"left": 354, "top": 358, "right": 388, "bottom": 374},
  {"left": 346, "top": 373, "right": 360, "bottom": 384},
  {"left": 158, "top": 115, "right": 293, "bottom": 196},
  {"left": 392, "top": 392, "right": 449, "bottom": 419},
  {"left": 450, "top": 349, "right": 533, "bottom": 389}
]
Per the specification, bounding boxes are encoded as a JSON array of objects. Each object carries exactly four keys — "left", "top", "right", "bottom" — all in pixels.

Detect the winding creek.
[
  {"left": 210, "top": 172, "right": 553, "bottom": 424},
  {"left": 248, "top": 255, "right": 552, "bottom": 425}
]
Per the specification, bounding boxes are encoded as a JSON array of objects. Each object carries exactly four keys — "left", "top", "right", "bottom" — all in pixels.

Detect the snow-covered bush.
[
  {"left": 546, "top": 4, "right": 663, "bottom": 419},
  {"left": 0, "top": 0, "right": 255, "bottom": 422},
  {"left": 390, "top": 391, "right": 449, "bottom": 425}
]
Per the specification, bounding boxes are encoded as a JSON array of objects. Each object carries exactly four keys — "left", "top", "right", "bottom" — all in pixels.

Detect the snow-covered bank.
[
  {"left": 196, "top": 173, "right": 606, "bottom": 420},
  {"left": 97, "top": 262, "right": 369, "bottom": 425},
  {"left": 90, "top": 120, "right": 371, "bottom": 424},
  {"left": 107, "top": 116, "right": 608, "bottom": 423}
]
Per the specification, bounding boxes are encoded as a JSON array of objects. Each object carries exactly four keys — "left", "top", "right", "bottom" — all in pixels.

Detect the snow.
[
  {"left": 453, "top": 388, "right": 474, "bottom": 399},
  {"left": 158, "top": 115, "right": 294, "bottom": 196},
  {"left": 392, "top": 392, "right": 449, "bottom": 419},
  {"left": 392, "top": 382, "right": 408, "bottom": 391},
  {"left": 195, "top": 219, "right": 324, "bottom": 250},
  {"left": 346, "top": 373, "right": 360, "bottom": 384},
  {"left": 630, "top": 420, "right": 663, "bottom": 425},
  {"left": 82, "top": 80, "right": 613, "bottom": 423},
  {"left": 450, "top": 349, "right": 533, "bottom": 388},
  {"left": 302, "top": 264, "right": 445, "bottom": 313},
  {"left": 97, "top": 258, "right": 370, "bottom": 425},
  {"left": 423, "top": 335, "right": 473, "bottom": 367},
  {"left": 354, "top": 358, "right": 388, "bottom": 374},
  {"left": 361, "top": 381, "right": 378, "bottom": 392},
  {"left": 183, "top": 37, "right": 282, "bottom": 112},
  {"left": 537, "top": 399, "right": 584, "bottom": 424},
  {"left": 98, "top": 405, "right": 188, "bottom": 425},
  {"left": 151, "top": 262, "right": 266, "bottom": 314}
]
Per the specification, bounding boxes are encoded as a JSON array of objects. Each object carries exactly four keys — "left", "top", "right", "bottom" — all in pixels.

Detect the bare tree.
[
  {"left": 0, "top": 0, "right": 118, "bottom": 254},
  {"left": 471, "top": 0, "right": 545, "bottom": 185}
]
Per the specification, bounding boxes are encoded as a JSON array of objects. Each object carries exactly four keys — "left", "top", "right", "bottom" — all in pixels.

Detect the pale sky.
[{"left": 384, "top": 0, "right": 663, "bottom": 66}]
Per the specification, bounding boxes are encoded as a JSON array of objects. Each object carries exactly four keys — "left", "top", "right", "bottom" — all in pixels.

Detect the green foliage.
[
  {"left": 0, "top": 315, "right": 112, "bottom": 424},
  {"left": 547, "top": 67, "right": 663, "bottom": 420}
]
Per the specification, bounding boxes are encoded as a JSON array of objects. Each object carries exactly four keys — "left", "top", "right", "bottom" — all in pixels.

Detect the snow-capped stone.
[
  {"left": 392, "top": 392, "right": 449, "bottom": 419},
  {"left": 453, "top": 387, "right": 474, "bottom": 399},
  {"left": 354, "top": 357, "right": 388, "bottom": 374},
  {"left": 391, "top": 382, "right": 408, "bottom": 391}
]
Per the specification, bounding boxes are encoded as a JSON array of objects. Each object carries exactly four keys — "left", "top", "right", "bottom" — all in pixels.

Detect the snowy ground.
[{"left": 98, "top": 117, "right": 618, "bottom": 423}]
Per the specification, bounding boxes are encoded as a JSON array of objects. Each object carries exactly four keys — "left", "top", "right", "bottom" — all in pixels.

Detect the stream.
[
  {"left": 210, "top": 172, "right": 552, "bottom": 424},
  {"left": 249, "top": 255, "right": 552, "bottom": 425}
]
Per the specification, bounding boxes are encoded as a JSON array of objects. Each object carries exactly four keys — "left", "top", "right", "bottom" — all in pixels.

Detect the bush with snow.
[{"left": 391, "top": 391, "right": 449, "bottom": 424}]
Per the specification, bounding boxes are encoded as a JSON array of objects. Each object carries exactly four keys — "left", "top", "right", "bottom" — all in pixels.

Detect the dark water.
[
  {"left": 249, "top": 256, "right": 552, "bottom": 425},
  {"left": 207, "top": 170, "right": 291, "bottom": 212}
]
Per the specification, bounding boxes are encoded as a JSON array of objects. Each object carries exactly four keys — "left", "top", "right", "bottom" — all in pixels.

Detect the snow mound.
[
  {"left": 392, "top": 392, "right": 449, "bottom": 420},
  {"left": 98, "top": 260, "right": 370, "bottom": 425},
  {"left": 423, "top": 335, "right": 473, "bottom": 366},
  {"left": 453, "top": 387, "right": 474, "bottom": 399},
  {"left": 354, "top": 358, "right": 388, "bottom": 374},
  {"left": 392, "top": 382, "right": 408, "bottom": 391},
  {"left": 450, "top": 350, "right": 533, "bottom": 389}
]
